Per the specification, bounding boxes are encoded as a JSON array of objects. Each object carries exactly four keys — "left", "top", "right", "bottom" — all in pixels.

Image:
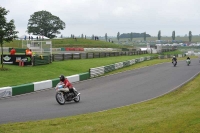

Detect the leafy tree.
[
  {"left": 105, "top": 33, "right": 107, "bottom": 42},
  {"left": 189, "top": 31, "right": 192, "bottom": 42},
  {"left": 27, "top": 10, "right": 65, "bottom": 39},
  {"left": 117, "top": 32, "right": 120, "bottom": 42},
  {"left": 120, "top": 33, "right": 151, "bottom": 38},
  {"left": 0, "top": 7, "right": 18, "bottom": 69},
  {"left": 172, "top": 31, "right": 175, "bottom": 40},
  {"left": 130, "top": 32, "right": 133, "bottom": 41},
  {"left": 144, "top": 32, "right": 146, "bottom": 41},
  {"left": 158, "top": 30, "right": 161, "bottom": 40}
]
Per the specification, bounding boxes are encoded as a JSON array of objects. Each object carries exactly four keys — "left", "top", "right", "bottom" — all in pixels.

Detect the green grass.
[
  {"left": 0, "top": 54, "right": 154, "bottom": 87},
  {"left": 0, "top": 57, "right": 199, "bottom": 133},
  {"left": 2, "top": 38, "right": 128, "bottom": 49}
]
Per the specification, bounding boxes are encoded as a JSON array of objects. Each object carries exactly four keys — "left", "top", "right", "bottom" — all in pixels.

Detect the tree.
[
  {"left": 27, "top": 10, "right": 65, "bottom": 39},
  {"left": 172, "top": 31, "right": 175, "bottom": 40},
  {"left": 189, "top": 31, "right": 192, "bottom": 42},
  {"left": 144, "top": 32, "right": 146, "bottom": 41},
  {"left": 130, "top": 32, "right": 133, "bottom": 41},
  {"left": 117, "top": 32, "right": 120, "bottom": 42},
  {"left": 158, "top": 30, "right": 161, "bottom": 40},
  {"left": 81, "top": 34, "right": 83, "bottom": 39},
  {"left": 105, "top": 33, "right": 107, "bottom": 42},
  {"left": 0, "top": 7, "right": 18, "bottom": 69}
]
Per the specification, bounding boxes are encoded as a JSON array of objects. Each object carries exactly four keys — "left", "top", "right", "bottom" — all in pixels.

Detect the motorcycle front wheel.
[
  {"left": 55, "top": 92, "right": 65, "bottom": 105},
  {"left": 73, "top": 95, "right": 80, "bottom": 103}
]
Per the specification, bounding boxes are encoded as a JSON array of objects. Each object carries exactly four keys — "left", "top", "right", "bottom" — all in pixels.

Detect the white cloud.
[{"left": 1, "top": 0, "right": 200, "bottom": 37}]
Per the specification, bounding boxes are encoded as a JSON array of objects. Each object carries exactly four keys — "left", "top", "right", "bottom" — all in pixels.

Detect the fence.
[
  {"left": 32, "top": 55, "right": 52, "bottom": 66},
  {"left": 52, "top": 51, "right": 148, "bottom": 61}
]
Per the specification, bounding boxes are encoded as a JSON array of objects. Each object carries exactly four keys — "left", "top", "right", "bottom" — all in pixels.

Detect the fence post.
[
  {"left": 62, "top": 54, "right": 64, "bottom": 60},
  {"left": 72, "top": 53, "right": 74, "bottom": 59}
]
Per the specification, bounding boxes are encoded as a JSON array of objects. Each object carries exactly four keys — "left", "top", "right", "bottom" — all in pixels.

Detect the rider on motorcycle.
[
  {"left": 172, "top": 56, "right": 177, "bottom": 63},
  {"left": 187, "top": 57, "right": 190, "bottom": 60},
  {"left": 59, "top": 75, "right": 77, "bottom": 98}
]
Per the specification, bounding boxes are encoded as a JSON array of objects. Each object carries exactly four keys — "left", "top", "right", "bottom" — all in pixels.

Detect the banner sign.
[{"left": 1, "top": 55, "right": 32, "bottom": 65}]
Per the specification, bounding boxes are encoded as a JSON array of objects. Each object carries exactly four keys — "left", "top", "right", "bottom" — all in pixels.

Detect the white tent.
[{"left": 19, "top": 34, "right": 50, "bottom": 40}]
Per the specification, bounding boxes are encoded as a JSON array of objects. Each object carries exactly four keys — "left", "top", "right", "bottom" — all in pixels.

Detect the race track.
[{"left": 0, "top": 59, "right": 200, "bottom": 124}]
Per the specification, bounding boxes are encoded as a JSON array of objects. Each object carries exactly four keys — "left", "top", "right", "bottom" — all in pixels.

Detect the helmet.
[
  {"left": 59, "top": 75, "right": 65, "bottom": 82},
  {"left": 173, "top": 56, "right": 175, "bottom": 58}
]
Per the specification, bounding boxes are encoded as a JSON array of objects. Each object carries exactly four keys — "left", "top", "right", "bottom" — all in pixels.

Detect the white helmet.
[{"left": 173, "top": 56, "right": 175, "bottom": 58}]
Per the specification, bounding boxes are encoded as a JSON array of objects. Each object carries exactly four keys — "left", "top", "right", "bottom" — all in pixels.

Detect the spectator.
[
  {"left": 10, "top": 48, "right": 16, "bottom": 55},
  {"left": 26, "top": 49, "right": 32, "bottom": 56},
  {"left": 25, "top": 48, "right": 30, "bottom": 55}
]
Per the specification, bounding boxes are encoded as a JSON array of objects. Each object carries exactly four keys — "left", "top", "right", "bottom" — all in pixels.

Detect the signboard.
[{"left": 1, "top": 55, "right": 32, "bottom": 65}]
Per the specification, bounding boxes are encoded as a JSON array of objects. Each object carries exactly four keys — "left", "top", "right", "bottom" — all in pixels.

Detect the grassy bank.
[
  {"left": 2, "top": 38, "right": 127, "bottom": 48},
  {"left": 0, "top": 57, "right": 199, "bottom": 133}
]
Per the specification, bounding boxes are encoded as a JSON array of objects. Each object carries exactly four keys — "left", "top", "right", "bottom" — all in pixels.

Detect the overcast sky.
[{"left": 1, "top": 0, "right": 200, "bottom": 37}]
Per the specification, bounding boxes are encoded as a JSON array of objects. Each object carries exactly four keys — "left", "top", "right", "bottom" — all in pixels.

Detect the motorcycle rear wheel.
[{"left": 56, "top": 92, "right": 65, "bottom": 105}]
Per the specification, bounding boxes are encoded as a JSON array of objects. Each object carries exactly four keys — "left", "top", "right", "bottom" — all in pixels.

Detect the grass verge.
[
  {"left": 1, "top": 54, "right": 156, "bottom": 87},
  {"left": 0, "top": 58, "right": 199, "bottom": 132}
]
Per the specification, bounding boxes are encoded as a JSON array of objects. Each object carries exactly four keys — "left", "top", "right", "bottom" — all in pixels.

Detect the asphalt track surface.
[{"left": 0, "top": 59, "right": 200, "bottom": 124}]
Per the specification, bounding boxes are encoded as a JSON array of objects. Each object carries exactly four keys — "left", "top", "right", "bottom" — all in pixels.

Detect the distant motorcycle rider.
[
  {"left": 59, "top": 75, "right": 78, "bottom": 98},
  {"left": 187, "top": 57, "right": 190, "bottom": 60},
  {"left": 172, "top": 56, "right": 177, "bottom": 64}
]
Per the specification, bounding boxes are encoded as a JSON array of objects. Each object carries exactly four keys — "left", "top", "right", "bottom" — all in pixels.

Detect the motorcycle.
[
  {"left": 172, "top": 60, "right": 177, "bottom": 67},
  {"left": 186, "top": 59, "right": 191, "bottom": 66},
  {"left": 55, "top": 82, "right": 80, "bottom": 105}
]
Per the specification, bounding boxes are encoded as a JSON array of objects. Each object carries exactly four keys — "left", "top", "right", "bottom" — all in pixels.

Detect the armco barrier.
[
  {"left": 0, "top": 87, "right": 12, "bottom": 98},
  {"left": 33, "top": 80, "right": 52, "bottom": 91},
  {"left": 90, "top": 66, "right": 105, "bottom": 78},
  {"left": 79, "top": 72, "right": 90, "bottom": 81},
  {"left": 90, "top": 56, "right": 154, "bottom": 78},
  {"left": 104, "top": 64, "right": 115, "bottom": 73},
  {"left": 12, "top": 84, "right": 34, "bottom": 96},
  {"left": 115, "top": 62, "right": 123, "bottom": 69},
  {"left": 52, "top": 78, "right": 60, "bottom": 87},
  {"left": 67, "top": 75, "right": 79, "bottom": 83}
]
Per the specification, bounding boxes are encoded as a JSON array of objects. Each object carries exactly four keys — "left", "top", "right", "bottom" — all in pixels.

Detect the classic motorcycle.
[
  {"left": 55, "top": 82, "right": 80, "bottom": 105},
  {"left": 186, "top": 59, "right": 191, "bottom": 66}
]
